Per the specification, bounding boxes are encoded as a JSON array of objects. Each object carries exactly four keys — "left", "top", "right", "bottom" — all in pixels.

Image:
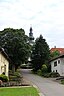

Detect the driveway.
[{"left": 20, "top": 69, "right": 64, "bottom": 96}]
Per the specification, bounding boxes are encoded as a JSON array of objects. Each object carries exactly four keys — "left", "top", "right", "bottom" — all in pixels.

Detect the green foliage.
[
  {"left": 37, "top": 70, "right": 60, "bottom": 78},
  {"left": 9, "top": 70, "right": 21, "bottom": 76},
  {"left": 0, "top": 28, "right": 31, "bottom": 70},
  {"left": 61, "top": 80, "right": 64, "bottom": 84},
  {"left": 41, "top": 64, "right": 47, "bottom": 73},
  {"left": 0, "top": 74, "right": 8, "bottom": 82},
  {"left": 9, "top": 70, "right": 13, "bottom": 75},
  {"left": 31, "top": 35, "right": 50, "bottom": 72},
  {"left": 37, "top": 69, "right": 42, "bottom": 76},
  {"left": 9, "top": 70, "right": 21, "bottom": 81},
  {"left": 14, "top": 72, "right": 21, "bottom": 78},
  {"left": 37, "top": 64, "right": 48, "bottom": 77},
  {"left": 42, "top": 73, "right": 50, "bottom": 78},
  {"left": 49, "top": 72, "right": 60, "bottom": 77},
  {"left": 50, "top": 50, "right": 60, "bottom": 58}
]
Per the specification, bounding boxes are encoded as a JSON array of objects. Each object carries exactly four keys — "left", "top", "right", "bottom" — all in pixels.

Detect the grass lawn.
[{"left": 0, "top": 87, "right": 39, "bottom": 96}]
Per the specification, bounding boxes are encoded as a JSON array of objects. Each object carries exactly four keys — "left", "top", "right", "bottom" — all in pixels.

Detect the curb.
[
  {"left": 39, "top": 93, "right": 45, "bottom": 96},
  {"left": 33, "top": 84, "right": 45, "bottom": 96}
]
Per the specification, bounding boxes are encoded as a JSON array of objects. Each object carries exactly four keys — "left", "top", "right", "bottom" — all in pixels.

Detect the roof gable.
[
  {"left": 0, "top": 48, "right": 9, "bottom": 61},
  {"left": 50, "top": 54, "right": 64, "bottom": 62}
]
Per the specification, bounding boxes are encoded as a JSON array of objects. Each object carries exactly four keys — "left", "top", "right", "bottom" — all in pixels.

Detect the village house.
[
  {"left": 50, "top": 54, "right": 64, "bottom": 76},
  {"left": 0, "top": 48, "right": 9, "bottom": 77}
]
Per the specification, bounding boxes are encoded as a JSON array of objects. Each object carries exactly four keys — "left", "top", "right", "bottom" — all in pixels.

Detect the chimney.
[{"left": 54, "top": 46, "right": 56, "bottom": 48}]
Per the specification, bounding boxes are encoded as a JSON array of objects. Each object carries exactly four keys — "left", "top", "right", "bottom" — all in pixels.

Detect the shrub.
[
  {"left": 14, "top": 72, "right": 21, "bottom": 78},
  {"left": 9, "top": 70, "right": 13, "bottom": 75},
  {"left": 41, "top": 64, "right": 47, "bottom": 73},
  {"left": 9, "top": 75, "right": 17, "bottom": 81},
  {"left": 42, "top": 73, "right": 50, "bottom": 78},
  {"left": 9, "top": 70, "right": 21, "bottom": 77},
  {"left": 0, "top": 74, "right": 8, "bottom": 82},
  {"left": 49, "top": 72, "right": 60, "bottom": 77},
  {"left": 61, "top": 80, "right": 64, "bottom": 84},
  {"left": 9, "top": 70, "right": 22, "bottom": 82},
  {"left": 37, "top": 69, "right": 42, "bottom": 76},
  {"left": 42, "top": 72, "right": 60, "bottom": 78}
]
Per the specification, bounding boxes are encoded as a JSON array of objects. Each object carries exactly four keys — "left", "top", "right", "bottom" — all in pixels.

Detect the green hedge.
[
  {"left": 61, "top": 80, "right": 64, "bottom": 84},
  {"left": 37, "top": 70, "right": 60, "bottom": 78},
  {"left": 49, "top": 72, "right": 60, "bottom": 77},
  {"left": 0, "top": 74, "right": 8, "bottom": 82}
]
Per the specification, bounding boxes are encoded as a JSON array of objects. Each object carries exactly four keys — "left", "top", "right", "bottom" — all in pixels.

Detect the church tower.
[{"left": 29, "top": 27, "right": 34, "bottom": 45}]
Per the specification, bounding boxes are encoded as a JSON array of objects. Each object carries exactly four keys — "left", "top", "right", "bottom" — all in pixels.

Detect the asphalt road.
[{"left": 20, "top": 69, "right": 64, "bottom": 96}]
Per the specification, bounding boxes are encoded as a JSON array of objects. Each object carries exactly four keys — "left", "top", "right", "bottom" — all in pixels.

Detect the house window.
[
  {"left": 54, "top": 61, "right": 57, "bottom": 67},
  {"left": 56, "top": 70, "right": 57, "bottom": 72},
  {"left": 58, "top": 60, "right": 60, "bottom": 64}
]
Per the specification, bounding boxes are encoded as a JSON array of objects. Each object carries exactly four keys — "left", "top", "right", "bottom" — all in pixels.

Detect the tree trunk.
[{"left": 12, "top": 64, "right": 15, "bottom": 73}]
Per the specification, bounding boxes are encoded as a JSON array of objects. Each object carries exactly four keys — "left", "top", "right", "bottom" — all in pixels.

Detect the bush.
[
  {"left": 14, "top": 72, "right": 21, "bottom": 78},
  {"left": 37, "top": 69, "right": 42, "bottom": 76},
  {"left": 9, "top": 75, "right": 17, "bottom": 81},
  {"left": 9, "top": 70, "right": 13, "bottom": 75},
  {"left": 0, "top": 74, "right": 8, "bottom": 82},
  {"left": 42, "top": 73, "right": 50, "bottom": 78},
  {"left": 41, "top": 72, "right": 60, "bottom": 78},
  {"left": 9, "top": 70, "right": 22, "bottom": 82},
  {"left": 9, "top": 70, "right": 21, "bottom": 77},
  {"left": 49, "top": 72, "right": 60, "bottom": 77},
  {"left": 41, "top": 64, "right": 47, "bottom": 73},
  {"left": 61, "top": 80, "right": 64, "bottom": 84}
]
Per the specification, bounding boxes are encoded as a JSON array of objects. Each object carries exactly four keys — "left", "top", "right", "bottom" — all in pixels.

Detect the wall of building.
[
  {"left": 60, "top": 58, "right": 64, "bottom": 76},
  {"left": 51, "top": 58, "right": 62, "bottom": 75},
  {"left": 0, "top": 53, "right": 9, "bottom": 77}
]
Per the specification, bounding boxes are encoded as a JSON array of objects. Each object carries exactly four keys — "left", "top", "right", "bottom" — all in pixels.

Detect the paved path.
[{"left": 20, "top": 69, "right": 64, "bottom": 96}]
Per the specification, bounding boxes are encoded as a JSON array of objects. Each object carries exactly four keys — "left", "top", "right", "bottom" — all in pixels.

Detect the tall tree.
[
  {"left": 31, "top": 35, "right": 50, "bottom": 72},
  {"left": 0, "top": 28, "right": 31, "bottom": 72}
]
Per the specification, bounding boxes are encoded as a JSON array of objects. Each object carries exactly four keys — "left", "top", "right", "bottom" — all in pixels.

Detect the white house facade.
[
  {"left": 0, "top": 48, "right": 9, "bottom": 77},
  {"left": 50, "top": 55, "right": 64, "bottom": 76}
]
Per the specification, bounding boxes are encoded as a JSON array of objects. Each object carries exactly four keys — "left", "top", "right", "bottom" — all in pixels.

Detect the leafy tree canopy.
[
  {"left": 31, "top": 35, "right": 50, "bottom": 72},
  {"left": 0, "top": 28, "right": 31, "bottom": 69},
  {"left": 50, "top": 50, "right": 60, "bottom": 58}
]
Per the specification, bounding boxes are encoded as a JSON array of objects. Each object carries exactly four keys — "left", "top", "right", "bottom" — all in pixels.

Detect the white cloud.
[{"left": 0, "top": 0, "right": 64, "bottom": 48}]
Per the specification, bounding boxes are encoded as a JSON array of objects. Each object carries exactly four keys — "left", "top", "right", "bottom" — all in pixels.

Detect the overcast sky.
[{"left": 0, "top": 0, "right": 64, "bottom": 48}]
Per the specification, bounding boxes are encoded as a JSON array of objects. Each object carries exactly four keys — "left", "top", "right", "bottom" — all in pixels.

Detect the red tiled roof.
[{"left": 50, "top": 48, "right": 64, "bottom": 54}]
